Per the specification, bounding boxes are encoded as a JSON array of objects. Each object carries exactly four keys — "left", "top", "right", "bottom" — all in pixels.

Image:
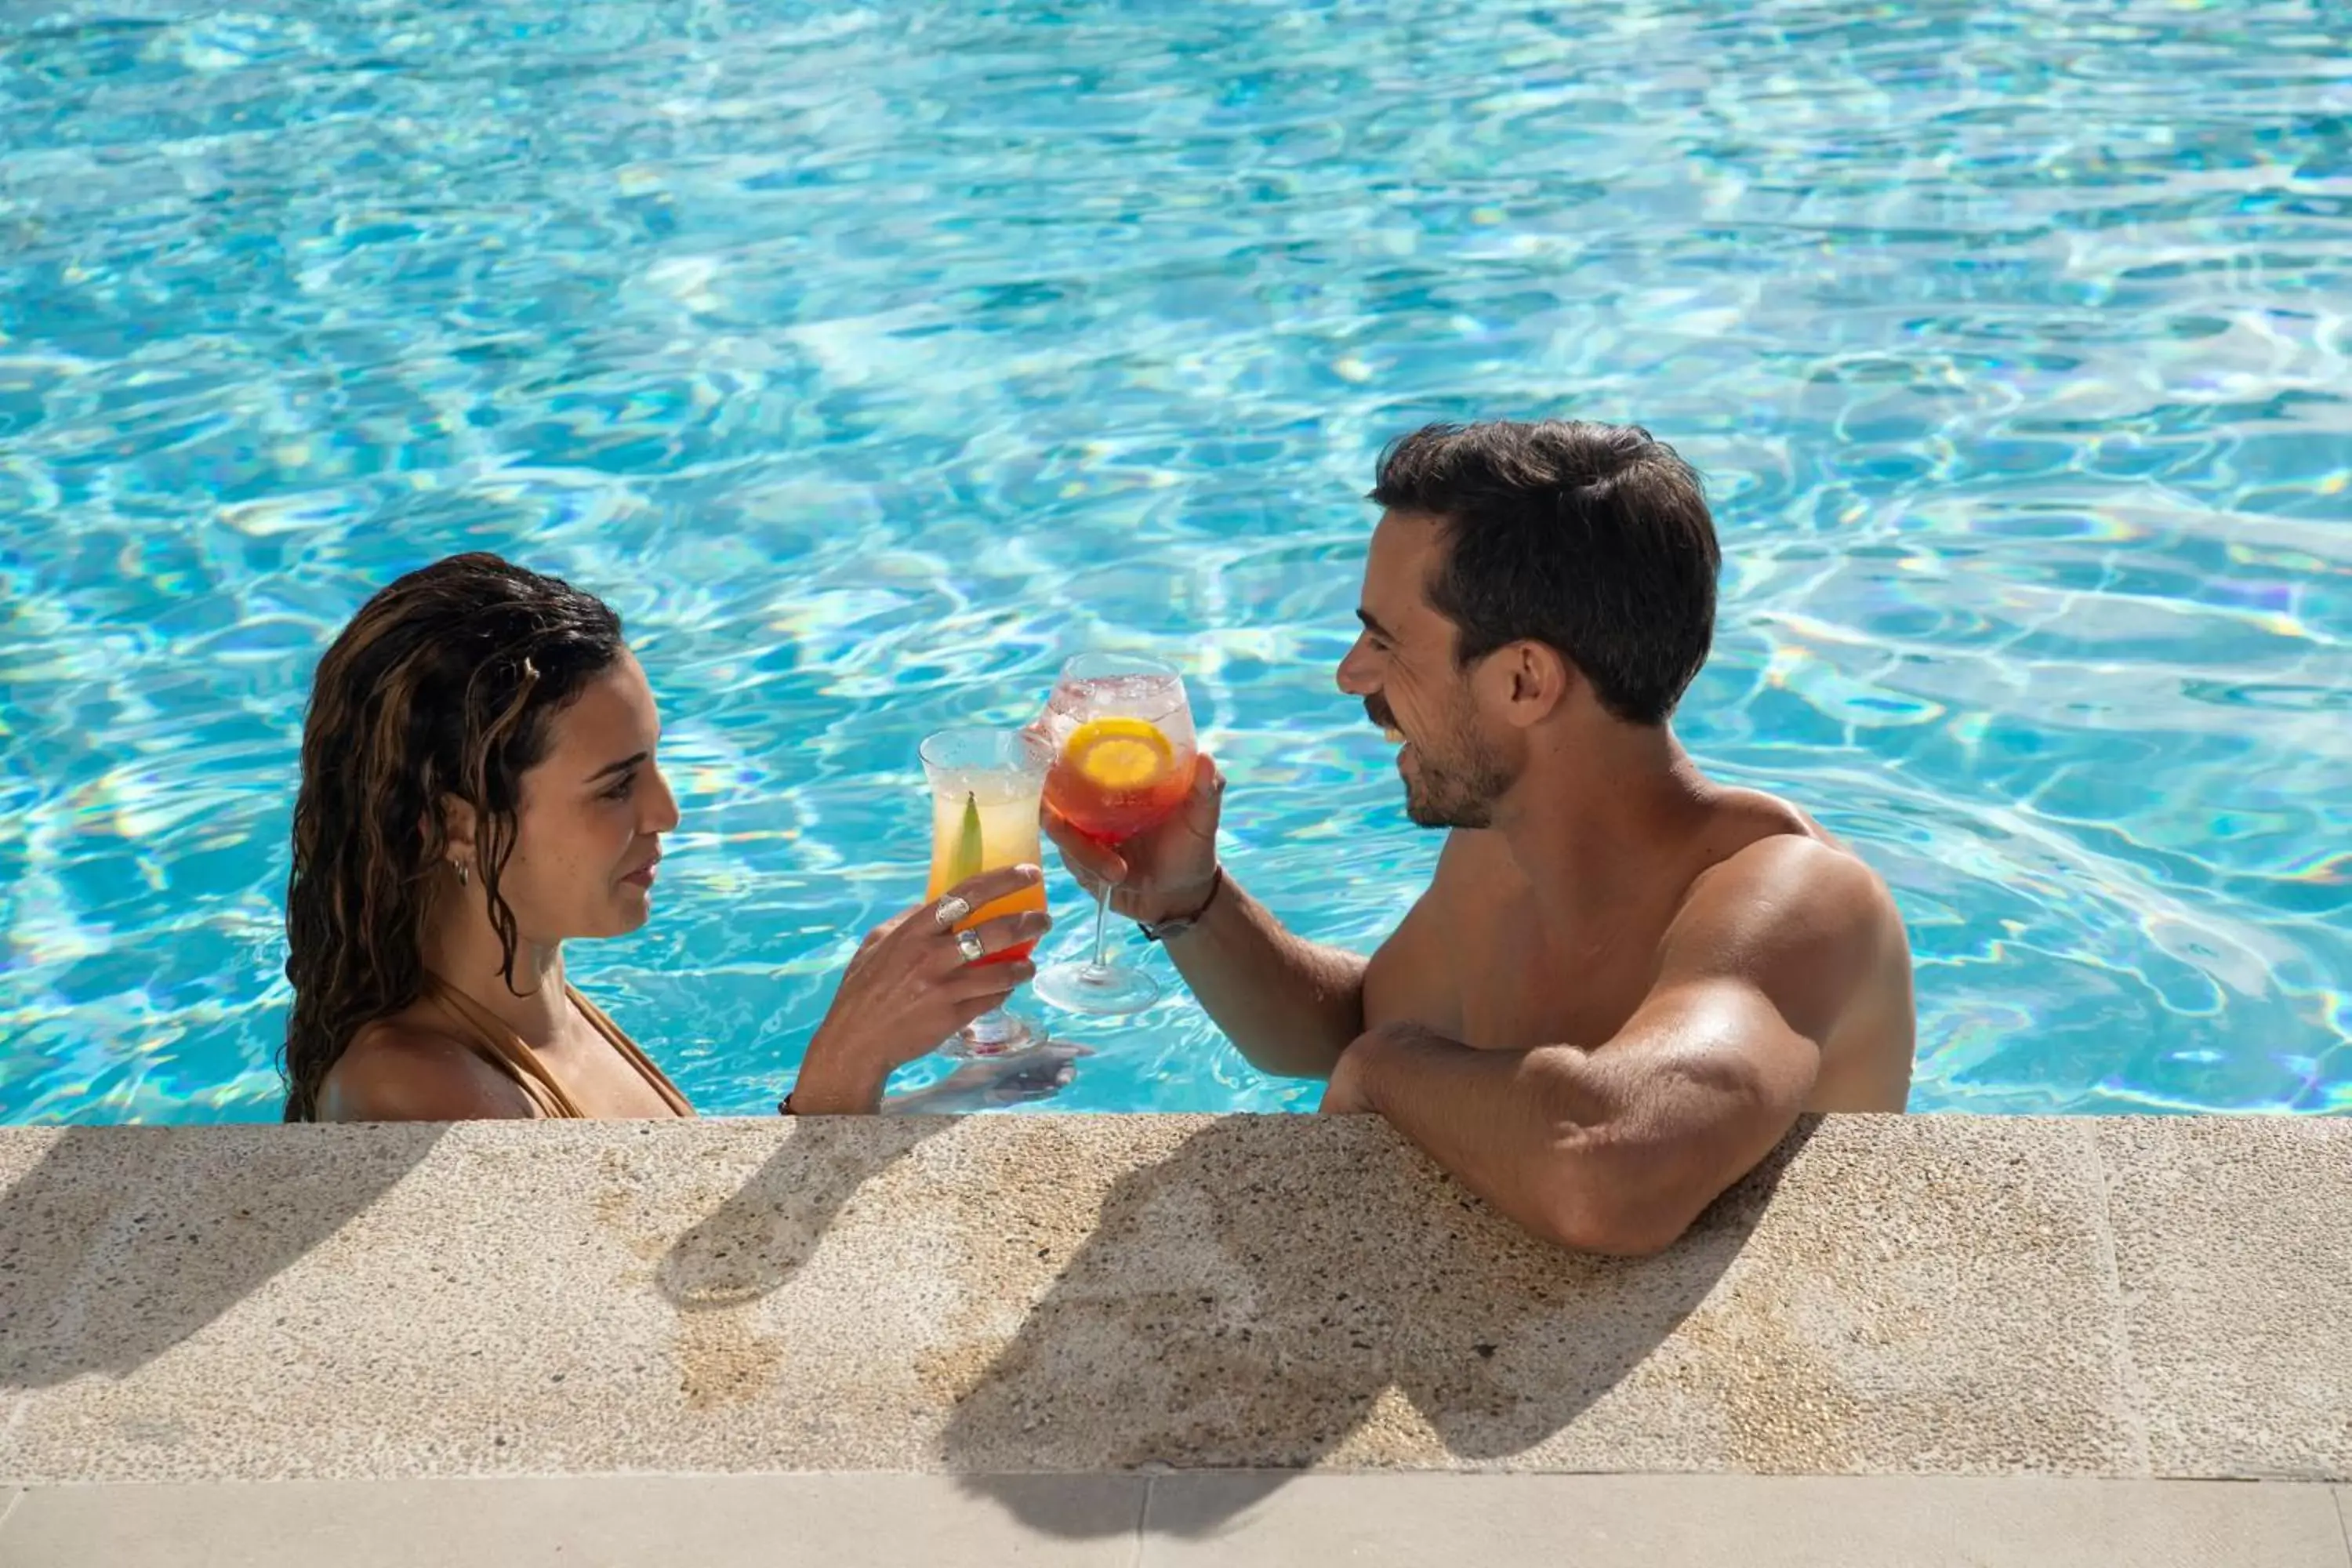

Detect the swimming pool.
[{"left": 2, "top": 0, "right": 2346, "bottom": 1123}]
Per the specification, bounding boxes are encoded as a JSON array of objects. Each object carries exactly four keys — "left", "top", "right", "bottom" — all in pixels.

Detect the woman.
[{"left": 281, "top": 552, "right": 1047, "bottom": 1121}]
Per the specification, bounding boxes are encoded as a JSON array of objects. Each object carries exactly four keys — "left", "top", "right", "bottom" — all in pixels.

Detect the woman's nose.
[{"left": 644, "top": 764, "right": 682, "bottom": 833}]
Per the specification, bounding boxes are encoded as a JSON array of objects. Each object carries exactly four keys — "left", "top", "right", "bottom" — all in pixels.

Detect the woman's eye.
[{"left": 602, "top": 773, "right": 636, "bottom": 801}]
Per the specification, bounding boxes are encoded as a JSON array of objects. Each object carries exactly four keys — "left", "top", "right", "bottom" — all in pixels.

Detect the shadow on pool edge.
[{"left": 937, "top": 1116, "right": 1817, "bottom": 1539}]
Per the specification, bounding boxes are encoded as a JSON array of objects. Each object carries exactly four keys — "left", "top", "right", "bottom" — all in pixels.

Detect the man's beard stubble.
[{"left": 1373, "top": 696, "right": 1511, "bottom": 831}]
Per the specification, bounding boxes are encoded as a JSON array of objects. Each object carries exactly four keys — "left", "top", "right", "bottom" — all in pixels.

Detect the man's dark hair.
[{"left": 1369, "top": 419, "right": 1719, "bottom": 726}]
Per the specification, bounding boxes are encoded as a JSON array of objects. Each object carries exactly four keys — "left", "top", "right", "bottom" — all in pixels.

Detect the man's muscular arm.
[
  {"left": 1160, "top": 874, "right": 1369, "bottom": 1080},
  {"left": 1322, "top": 836, "right": 1888, "bottom": 1255}
]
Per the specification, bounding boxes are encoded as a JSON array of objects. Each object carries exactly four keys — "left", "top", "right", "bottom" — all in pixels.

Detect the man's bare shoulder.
[
  {"left": 1675, "top": 830, "right": 1896, "bottom": 959},
  {"left": 321, "top": 1021, "right": 536, "bottom": 1122},
  {"left": 1421, "top": 791, "right": 1885, "bottom": 931},
  {"left": 1667, "top": 824, "right": 1914, "bottom": 1104}
]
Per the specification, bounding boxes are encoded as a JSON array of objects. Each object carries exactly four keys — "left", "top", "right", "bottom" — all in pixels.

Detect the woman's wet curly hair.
[{"left": 281, "top": 553, "right": 624, "bottom": 1120}]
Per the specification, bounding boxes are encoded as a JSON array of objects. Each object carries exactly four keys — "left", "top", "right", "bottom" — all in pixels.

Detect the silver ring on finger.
[
  {"left": 935, "top": 895, "right": 972, "bottom": 930},
  {"left": 956, "top": 928, "right": 986, "bottom": 964}
]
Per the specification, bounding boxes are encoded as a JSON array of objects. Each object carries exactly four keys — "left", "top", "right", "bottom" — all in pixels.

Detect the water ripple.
[{"left": 2, "top": 0, "right": 2347, "bottom": 1121}]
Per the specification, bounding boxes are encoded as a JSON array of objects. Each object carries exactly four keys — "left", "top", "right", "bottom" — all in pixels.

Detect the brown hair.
[
  {"left": 1370, "top": 419, "right": 1719, "bottom": 725},
  {"left": 281, "top": 553, "right": 626, "bottom": 1121}
]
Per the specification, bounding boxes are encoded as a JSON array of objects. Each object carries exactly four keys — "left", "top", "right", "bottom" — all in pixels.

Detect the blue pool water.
[{"left": 2, "top": 0, "right": 2347, "bottom": 1123}]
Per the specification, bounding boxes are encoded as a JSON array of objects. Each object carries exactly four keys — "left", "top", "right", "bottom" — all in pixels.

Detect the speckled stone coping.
[{"left": 2, "top": 1116, "right": 2346, "bottom": 1487}]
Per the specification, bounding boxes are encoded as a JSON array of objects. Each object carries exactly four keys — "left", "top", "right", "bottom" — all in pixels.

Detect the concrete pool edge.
[{"left": 2, "top": 1114, "right": 2347, "bottom": 1489}]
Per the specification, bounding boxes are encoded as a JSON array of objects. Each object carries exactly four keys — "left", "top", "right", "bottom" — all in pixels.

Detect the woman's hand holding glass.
[{"left": 789, "top": 865, "right": 1051, "bottom": 1113}]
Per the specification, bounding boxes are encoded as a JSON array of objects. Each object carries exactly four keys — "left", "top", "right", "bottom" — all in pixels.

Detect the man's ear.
[{"left": 1483, "top": 641, "right": 1574, "bottom": 728}]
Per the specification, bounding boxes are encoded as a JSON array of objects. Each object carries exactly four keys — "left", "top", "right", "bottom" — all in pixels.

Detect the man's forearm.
[
  {"left": 1163, "top": 873, "right": 1366, "bottom": 1080},
  {"left": 1339, "top": 1024, "right": 1795, "bottom": 1257},
  {"left": 1339, "top": 1027, "right": 1592, "bottom": 1242},
  {"left": 1338, "top": 1026, "right": 1700, "bottom": 1255}
]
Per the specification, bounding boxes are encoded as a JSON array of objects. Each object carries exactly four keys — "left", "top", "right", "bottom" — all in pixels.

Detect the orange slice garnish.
[{"left": 1065, "top": 717, "right": 1175, "bottom": 790}]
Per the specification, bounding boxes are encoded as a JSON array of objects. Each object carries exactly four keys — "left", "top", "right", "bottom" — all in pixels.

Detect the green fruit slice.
[{"left": 949, "top": 792, "right": 984, "bottom": 887}]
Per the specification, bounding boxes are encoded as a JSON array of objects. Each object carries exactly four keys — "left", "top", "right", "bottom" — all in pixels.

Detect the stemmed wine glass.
[{"left": 1028, "top": 653, "right": 1196, "bottom": 1017}]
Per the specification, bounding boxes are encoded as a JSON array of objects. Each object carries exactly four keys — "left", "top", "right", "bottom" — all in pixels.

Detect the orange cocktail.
[
  {"left": 926, "top": 778, "right": 1049, "bottom": 965},
  {"left": 1031, "top": 653, "right": 1196, "bottom": 1018},
  {"left": 1043, "top": 715, "right": 1195, "bottom": 845},
  {"left": 919, "top": 728, "right": 1052, "bottom": 1054}
]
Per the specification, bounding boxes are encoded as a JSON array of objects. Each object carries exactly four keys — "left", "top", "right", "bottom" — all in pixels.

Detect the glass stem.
[{"left": 1087, "top": 886, "right": 1115, "bottom": 973}]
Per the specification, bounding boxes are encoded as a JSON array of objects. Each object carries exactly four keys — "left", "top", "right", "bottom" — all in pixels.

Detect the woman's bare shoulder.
[{"left": 319, "top": 1018, "right": 537, "bottom": 1122}]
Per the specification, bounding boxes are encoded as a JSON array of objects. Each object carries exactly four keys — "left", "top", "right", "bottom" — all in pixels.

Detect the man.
[{"left": 1046, "top": 419, "right": 1915, "bottom": 1257}]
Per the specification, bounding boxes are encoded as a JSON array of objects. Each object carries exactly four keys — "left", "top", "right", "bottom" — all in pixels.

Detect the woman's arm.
[{"left": 785, "top": 864, "right": 1054, "bottom": 1114}]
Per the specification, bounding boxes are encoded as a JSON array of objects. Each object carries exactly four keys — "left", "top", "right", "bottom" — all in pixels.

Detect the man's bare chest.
[{"left": 1373, "top": 892, "right": 1666, "bottom": 1052}]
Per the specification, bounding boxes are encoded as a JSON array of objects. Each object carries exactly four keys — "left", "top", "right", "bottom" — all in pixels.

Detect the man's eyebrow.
[
  {"left": 1356, "top": 608, "right": 1396, "bottom": 639},
  {"left": 586, "top": 751, "right": 648, "bottom": 783}
]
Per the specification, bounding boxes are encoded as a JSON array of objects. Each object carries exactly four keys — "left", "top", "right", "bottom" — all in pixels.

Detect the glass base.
[
  {"left": 943, "top": 1003, "right": 1043, "bottom": 1059},
  {"left": 1033, "top": 959, "right": 1161, "bottom": 1017}
]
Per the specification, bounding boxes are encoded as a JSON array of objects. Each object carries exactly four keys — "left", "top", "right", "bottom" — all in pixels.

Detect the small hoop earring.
[{"left": 452, "top": 860, "right": 469, "bottom": 887}]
